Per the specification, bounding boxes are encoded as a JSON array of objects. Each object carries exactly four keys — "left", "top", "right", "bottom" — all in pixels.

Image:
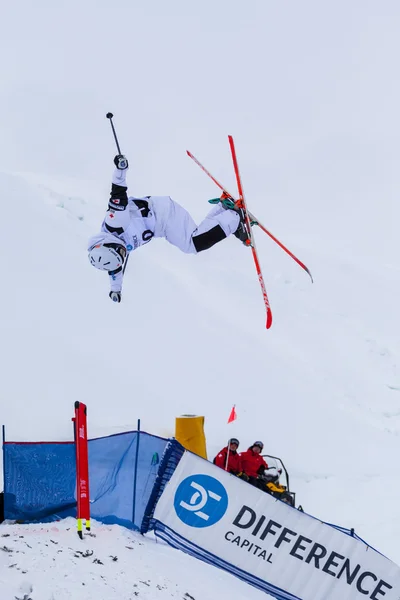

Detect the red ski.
[
  {"left": 187, "top": 140, "right": 273, "bottom": 329},
  {"left": 186, "top": 149, "right": 313, "bottom": 283},
  {"left": 187, "top": 137, "right": 314, "bottom": 328},
  {"left": 228, "top": 135, "right": 272, "bottom": 329}
]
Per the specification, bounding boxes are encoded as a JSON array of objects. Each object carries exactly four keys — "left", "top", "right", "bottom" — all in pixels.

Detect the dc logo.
[{"left": 174, "top": 474, "right": 228, "bottom": 528}]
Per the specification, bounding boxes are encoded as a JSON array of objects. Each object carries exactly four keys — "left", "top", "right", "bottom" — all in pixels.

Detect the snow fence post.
[
  {"left": 73, "top": 402, "right": 91, "bottom": 539},
  {"left": 132, "top": 418, "right": 141, "bottom": 527},
  {"left": 2, "top": 425, "right": 5, "bottom": 495}
]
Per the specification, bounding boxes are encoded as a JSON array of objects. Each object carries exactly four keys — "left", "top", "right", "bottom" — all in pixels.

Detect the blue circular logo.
[{"left": 174, "top": 474, "right": 228, "bottom": 528}]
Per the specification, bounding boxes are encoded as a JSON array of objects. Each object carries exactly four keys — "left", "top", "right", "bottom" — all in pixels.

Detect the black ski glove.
[
  {"left": 109, "top": 291, "right": 122, "bottom": 303},
  {"left": 114, "top": 155, "right": 129, "bottom": 170}
]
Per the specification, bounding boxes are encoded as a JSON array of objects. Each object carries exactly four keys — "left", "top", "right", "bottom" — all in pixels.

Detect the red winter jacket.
[
  {"left": 214, "top": 447, "right": 242, "bottom": 474},
  {"left": 240, "top": 449, "right": 268, "bottom": 478}
]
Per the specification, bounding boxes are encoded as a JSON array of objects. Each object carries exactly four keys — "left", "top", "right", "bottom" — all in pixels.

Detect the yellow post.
[{"left": 175, "top": 414, "right": 207, "bottom": 459}]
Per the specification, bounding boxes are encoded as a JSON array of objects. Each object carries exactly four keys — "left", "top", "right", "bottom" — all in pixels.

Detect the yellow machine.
[{"left": 175, "top": 414, "right": 207, "bottom": 459}]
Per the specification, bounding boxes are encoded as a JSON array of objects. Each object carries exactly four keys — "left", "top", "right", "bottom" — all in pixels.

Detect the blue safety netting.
[
  {"left": 3, "top": 430, "right": 169, "bottom": 529},
  {"left": 89, "top": 431, "right": 168, "bottom": 529},
  {"left": 141, "top": 438, "right": 185, "bottom": 533},
  {"left": 3, "top": 442, "right": 76, "bottom": 521}
]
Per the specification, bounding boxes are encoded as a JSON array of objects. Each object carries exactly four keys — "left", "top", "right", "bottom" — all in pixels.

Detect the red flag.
[{"left": 227, "top": 405, "right": 237, "bottom": 424}]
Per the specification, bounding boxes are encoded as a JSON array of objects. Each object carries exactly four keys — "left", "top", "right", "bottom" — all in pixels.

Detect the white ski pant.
[{"left": 152, "top": 197, "right": 240, "bottom": 254}]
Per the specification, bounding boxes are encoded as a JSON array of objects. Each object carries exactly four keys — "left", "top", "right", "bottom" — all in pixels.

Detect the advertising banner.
[{"left": 153, "top": 452, "right": 400, "bottom": 600}]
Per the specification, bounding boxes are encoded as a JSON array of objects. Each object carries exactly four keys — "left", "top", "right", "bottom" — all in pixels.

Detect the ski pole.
[
  {"left": 106, "top": 113, "right": 130, "bottom": 275},
  {"left": 106, "top": 112, "right": 122, "bottom": 154}
]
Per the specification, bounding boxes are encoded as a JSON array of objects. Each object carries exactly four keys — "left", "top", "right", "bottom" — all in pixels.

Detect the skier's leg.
[
  {"left": 152, "top": 197, "right": 198, "bottom": 253},
  {"left": 192, "top": 205, "right": 239, "bottom": 252},
  {"left": 153, "top": 198, "right": 239, "bottom": 254}
]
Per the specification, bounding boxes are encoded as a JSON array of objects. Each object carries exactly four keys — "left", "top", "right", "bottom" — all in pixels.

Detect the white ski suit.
[{"left": 88, "top": 166, "right": 240, "bottom": 293}]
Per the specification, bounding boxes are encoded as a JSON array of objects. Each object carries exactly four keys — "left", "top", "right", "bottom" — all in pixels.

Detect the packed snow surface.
[{"left": 0, "top": 518, "right": 271, "bottom": 600}]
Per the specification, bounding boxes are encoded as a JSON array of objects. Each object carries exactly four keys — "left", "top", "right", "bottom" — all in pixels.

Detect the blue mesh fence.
[
  {"left": 2, "top": 430, "right": 170, "bottom": 529},
  {"left": 133, "top": 432, "right": 168, "bottom": 528},
  {"left": 88, "top": 431, "right": 168, "bottom": 529},
  {"left": 141, "top": 439, "right": 185, "bottom": 533},
  {"left": 3, "top": 442, "right": 76, "bottom": 521}
]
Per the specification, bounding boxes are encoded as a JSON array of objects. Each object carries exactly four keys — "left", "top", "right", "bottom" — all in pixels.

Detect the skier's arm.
[
  {"left": 105, "top": 156, "right": 130, "bottom": 300},
  {"left": 108, "top": 269, "right": 124, "bottom": 293},
  {"left": 105, "top": 155, "right": 131, "bottom": 230},
  {"left": 109, "top": 156, "right": 129, "bottom": 211}
]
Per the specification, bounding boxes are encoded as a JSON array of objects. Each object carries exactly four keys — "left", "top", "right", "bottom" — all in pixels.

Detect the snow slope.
[
  {"left": 0, "top": 518, "right": 270, "bottom": 600},
  {"left": 2, "top": 164, "right": 399, "bottom": 561},
  {"left": 1, "top": 0, "right": 400, "bottom": 596}
]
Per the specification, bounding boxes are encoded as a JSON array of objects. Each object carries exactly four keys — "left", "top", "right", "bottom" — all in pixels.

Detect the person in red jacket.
[
  {"left": 214, "top": 438, "right": 243, "bottom": 475},
  {"left": 240, "top": 441, "right": 268, "bottom": 489}
]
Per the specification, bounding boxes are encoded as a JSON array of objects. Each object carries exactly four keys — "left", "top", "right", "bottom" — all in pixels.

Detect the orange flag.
[{"left": 227, "top": 405, "right": 237, "bottom": 424}]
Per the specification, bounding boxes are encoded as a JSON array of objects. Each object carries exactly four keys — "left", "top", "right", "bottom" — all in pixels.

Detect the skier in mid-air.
[{"left": 88, "top": 155, "right": 249, "bottom": 302}]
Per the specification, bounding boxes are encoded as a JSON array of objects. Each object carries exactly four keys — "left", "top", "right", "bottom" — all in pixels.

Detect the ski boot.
[{"left": 218, "top": 192, "right": 252, "bottom": 246}]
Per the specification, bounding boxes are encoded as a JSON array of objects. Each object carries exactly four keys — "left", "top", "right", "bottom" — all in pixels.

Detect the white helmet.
[{"left": 88, "top": 241, "right": 127, "bottom": 272}]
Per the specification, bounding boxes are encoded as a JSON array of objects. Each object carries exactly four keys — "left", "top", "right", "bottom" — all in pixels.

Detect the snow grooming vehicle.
[{"left": 260, "top": 454, "right": 301, "bottom": 510}]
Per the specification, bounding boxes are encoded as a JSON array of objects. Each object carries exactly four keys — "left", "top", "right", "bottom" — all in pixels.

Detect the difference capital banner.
[{"left": 153, "top": 452, "right": 400, "bottom": 600}]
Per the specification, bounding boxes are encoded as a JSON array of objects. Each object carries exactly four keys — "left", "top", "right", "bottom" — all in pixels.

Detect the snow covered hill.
[
  {"left": 2, "top": 164, "right": 399, "bottom": 561},
  {"left": 0, "top": 518, "right": 270, "bottom": 600},
  {"left": 1, "top": 0, "right": 400, "bottom": 597}
]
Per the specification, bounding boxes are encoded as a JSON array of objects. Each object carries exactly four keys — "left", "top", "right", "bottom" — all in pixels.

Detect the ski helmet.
[
  {"left": 228, "top": 438, "right": 240, "bottom": 447},
  {"left": 252, "top": 441, "right": 264, "bottom": 450},
  {"left": 88, "top": 242, "right": 127, "bottom": 272}
]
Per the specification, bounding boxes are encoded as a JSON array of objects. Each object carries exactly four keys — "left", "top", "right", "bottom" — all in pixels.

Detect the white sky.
[
  {"left": 1, "top": 1, "right": 399, "bottom": 263},
  {"left": 0, "top": 3, "right": 399, "bottom": 183}
]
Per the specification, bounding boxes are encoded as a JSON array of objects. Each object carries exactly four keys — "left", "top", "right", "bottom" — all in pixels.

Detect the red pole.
[{"left": 74, "top": 402, "right": 90, "bottom": 538}]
